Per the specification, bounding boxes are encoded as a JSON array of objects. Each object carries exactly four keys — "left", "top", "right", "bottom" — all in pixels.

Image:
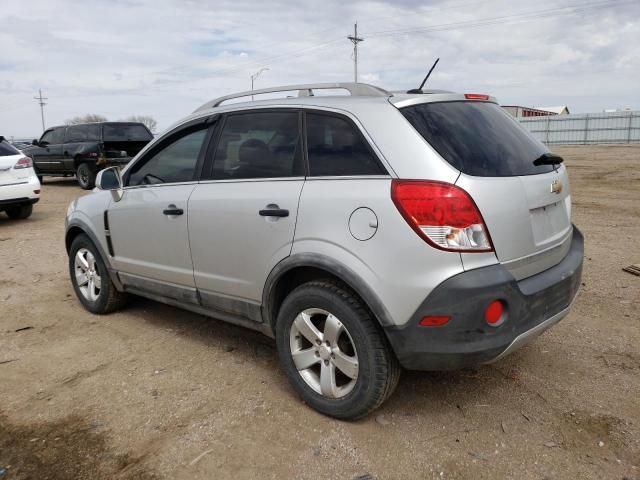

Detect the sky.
[{"left": 1, "top": 0, "right": 639, "bottom": 138}]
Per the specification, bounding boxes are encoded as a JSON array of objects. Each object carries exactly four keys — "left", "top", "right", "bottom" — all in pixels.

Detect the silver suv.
[{"left": 65, "top": 83, "right": 583, "bottom": 419}]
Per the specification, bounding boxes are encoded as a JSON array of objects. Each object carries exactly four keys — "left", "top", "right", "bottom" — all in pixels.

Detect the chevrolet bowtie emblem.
[{"left": 550, "top": 180, "right": 562, "bottom": 194}]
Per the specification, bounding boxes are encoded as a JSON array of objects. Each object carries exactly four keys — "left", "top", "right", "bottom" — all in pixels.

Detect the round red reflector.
[
  {"left": 420, "top": 315, "right": 450, "bottom": 327},
  {"left": 485, "top": 300, "right": 504, "bottom": 325}
]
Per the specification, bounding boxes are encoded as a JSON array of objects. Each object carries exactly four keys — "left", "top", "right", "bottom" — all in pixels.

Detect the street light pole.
[{"left": 250, "top": 67, "right": 270, "bottom": 101}]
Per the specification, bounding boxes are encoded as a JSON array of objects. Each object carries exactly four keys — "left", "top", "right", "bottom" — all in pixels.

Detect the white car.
[{"left": 0, "top": 136, "right": 40, "bottom": 219}]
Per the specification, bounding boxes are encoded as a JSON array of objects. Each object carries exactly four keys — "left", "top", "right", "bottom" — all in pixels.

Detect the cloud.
[{"left": 0, "top": 0, "right": 638, "bottom": 137}]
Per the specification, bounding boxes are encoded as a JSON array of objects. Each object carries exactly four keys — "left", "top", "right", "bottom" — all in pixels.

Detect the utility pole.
[
  {"left": 34, "top": 89, "right": 47, "bottom": 132},
  {"left": 347, "top": 22, "right": 364, "bottom": 83}
]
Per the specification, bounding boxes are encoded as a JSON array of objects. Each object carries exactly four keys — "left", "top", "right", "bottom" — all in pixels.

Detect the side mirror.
[
  {"left": 96, "top": 167, "right": 122, "bottom": 192},
  {"left": 32, "top": 139, "right": 39, "bottom": 146}
]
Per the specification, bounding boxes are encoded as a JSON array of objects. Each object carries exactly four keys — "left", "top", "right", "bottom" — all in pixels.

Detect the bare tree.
[
  {"left": 66, "top": 114, "right": 108, "bottom": 125},
  {"left": 123, "top": 115, "right": 158, "bottom": 133}
]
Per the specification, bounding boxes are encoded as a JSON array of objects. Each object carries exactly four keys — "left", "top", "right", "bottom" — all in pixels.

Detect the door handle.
[
  {"left": 259, "top": 208, "right": 289, "bottom": 217},
  {"left": 163, "top": 207, "right": 184, "bottom": 216}
]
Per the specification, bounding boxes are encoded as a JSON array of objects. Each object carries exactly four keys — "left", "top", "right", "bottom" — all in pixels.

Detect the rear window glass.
[
  {"left": 0, "top": 139, "right": 20, "bottom": 156},
  {"left": 401, "top": 102, "right": 555, "bottom": 177},
  {"left": 103, "top": 124, "right": 152, "bottom": 142}
]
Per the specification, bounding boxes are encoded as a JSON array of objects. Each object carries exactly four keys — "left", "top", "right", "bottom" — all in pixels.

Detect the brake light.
[
  {"left": 419, "top": 315, "right": 450, "bottom": 327},
  {"left": 464, "top": 93, "right": 490, "bottom": 100},
  {"left": 391, "top": 180, "right": 493, "bottom": 252},
  {"left": 13, "top": 157, "right": 33, "bottom": 169}
]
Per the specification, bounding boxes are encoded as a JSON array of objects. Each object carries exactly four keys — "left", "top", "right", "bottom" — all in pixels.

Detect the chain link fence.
[{"left": 518, "top": 111, "right": 640, "bottom": 145}]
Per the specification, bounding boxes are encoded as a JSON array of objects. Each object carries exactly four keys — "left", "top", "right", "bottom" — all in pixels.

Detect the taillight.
[
  {"left": 13, "top": 157, "right": 33, "bottom": 169},
  {"left": 391, "top": 180, "right": 493, "bottom": 252},
  {"left": 464, "top": 93, "right": 490, "bottom": 100}
]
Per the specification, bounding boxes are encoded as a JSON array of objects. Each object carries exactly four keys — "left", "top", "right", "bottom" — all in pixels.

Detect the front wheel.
[
  {"left": 76, "top": 162, "right": 96, "bottom": 190},
  {"left": 5, "top": 204, "right": 33, "bottom": 219},
  {"left": 69, "top": 234, "right": 128, "bottom": 314},
  {"left": 275, "top": 280, "right": 400, "bottom": 420}
]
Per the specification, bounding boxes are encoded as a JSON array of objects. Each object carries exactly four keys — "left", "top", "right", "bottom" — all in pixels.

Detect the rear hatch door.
[
  {"left": 400, "top": 100, "right": 572, "bottom": 279},
  {"left": 0, "top": 140, "right": 29, "bottom": 186}
]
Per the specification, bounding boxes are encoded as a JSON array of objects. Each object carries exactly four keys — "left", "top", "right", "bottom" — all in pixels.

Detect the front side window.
[
  {"left": 41, "top": 128, "right": 65, "bottom": 145},
  {"left": 305, "top": 113, "right": 386, "bottom": 176},
  {"left": 126, "top": 128, "right": 207, "bottom": 186},
  {"left": 211, "top": 111, "right": 302, "bottom": 180}
]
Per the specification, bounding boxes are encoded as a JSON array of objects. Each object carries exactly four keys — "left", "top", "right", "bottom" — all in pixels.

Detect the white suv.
[
  {"left": 65, "top": 83, "right": 583, "bottom": 419},
  {"left": 0, "top": 136, "right": 40, "bottom": 219}
]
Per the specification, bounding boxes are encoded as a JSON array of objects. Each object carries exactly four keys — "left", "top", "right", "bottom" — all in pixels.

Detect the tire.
[
  {"left": 76, "top": 162, "right": 96, "bottom": 190},
  {"left": 5, "top": 204, "right": 33, "bottom": 220},
  {"left": 275, "top": 279, "right": 401, "bottom": 420},
  {"left": 69, "top": 234, "right": 128, "bottom": 314}
]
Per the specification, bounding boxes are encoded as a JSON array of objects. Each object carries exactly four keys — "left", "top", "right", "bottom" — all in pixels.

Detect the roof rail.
[{"left": 194, "top": 82, "right": 391, "bottom": 112}]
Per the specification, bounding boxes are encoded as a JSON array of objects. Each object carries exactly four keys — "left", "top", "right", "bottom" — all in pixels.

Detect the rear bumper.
[
  {"left": 0, "top": 176, "right": 40, "bottom": 205},
  {"left": 384, "top": 226, "right": 584, "bottom": 370}
]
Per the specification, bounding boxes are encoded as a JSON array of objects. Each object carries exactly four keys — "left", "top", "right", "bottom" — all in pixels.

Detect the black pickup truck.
[{"left": 23, "top": 122, "right": 153, "bottom": 189}]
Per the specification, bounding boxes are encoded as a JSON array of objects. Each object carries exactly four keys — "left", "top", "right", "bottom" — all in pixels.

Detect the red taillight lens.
[
  {"left": 485, "top": 300, "right": 504, "bottom": 325},
  {"left": 419, "top": 315, "right": 450, "bottom": 327},
  {"left": 13, "top": 157, "right": 33, "bottom": 169},
  {"left": 464, "top": 93, "right": 490, "bottom": 100},
  {"left": 391, "top": 180, "right": 493, "bottom": 252}
]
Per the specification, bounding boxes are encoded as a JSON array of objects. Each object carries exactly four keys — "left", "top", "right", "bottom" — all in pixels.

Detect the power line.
[
  {"left": 33, "top": 89, "right": 47, "bottom": 132},
  {"left": 363, "top": 0, "right": 631, "bottom": 38},
  {"left": 347, "top": 22, "right": 364, "bottom": 83}
]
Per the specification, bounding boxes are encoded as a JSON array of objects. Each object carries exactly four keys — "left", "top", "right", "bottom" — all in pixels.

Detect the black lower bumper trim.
[{"left": 384, "top": 226, "right": 584, "bottom": 371}]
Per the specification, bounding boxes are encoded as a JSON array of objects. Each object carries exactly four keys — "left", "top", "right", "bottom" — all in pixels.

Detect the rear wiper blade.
[{"left": 533, "top": 152, "right": 564, "bottom": 166}]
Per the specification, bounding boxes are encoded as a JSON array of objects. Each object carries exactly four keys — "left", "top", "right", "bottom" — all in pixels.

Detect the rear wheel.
[
  {"left": 69, "top": 234, "right": 128, "bottom": 314},
  {"left": 275, "top": 280, "right": 400, "bottom": 420},
  {"left": 76, "top": 162, "right": 96, "bottom": 190},
  {"left": 5, "top": 204, "right": 33, "bottom": 219}
]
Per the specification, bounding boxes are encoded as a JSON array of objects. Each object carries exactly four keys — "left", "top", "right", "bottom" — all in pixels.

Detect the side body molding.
[{"left": 262, "top": 253, "right": 395, "bottom": 331}]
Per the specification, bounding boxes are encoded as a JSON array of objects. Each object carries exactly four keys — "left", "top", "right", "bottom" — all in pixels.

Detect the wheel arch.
[
  {"left": 65, "top": 220, "right": 123, "bottom": 291},
  {"left": 262, "top": 253, "right": 394, "bottom": 334}
]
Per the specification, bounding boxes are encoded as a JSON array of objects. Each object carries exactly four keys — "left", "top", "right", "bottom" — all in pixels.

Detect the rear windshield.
[
  {"left": 103, "top": 124, "right": 152, "bottom": 142},
  {"left": 401, "top": 101, "right": 555, "bottom": 176},
  {"left": 0, "top": 139, "right": 20, "bottom": 156}
]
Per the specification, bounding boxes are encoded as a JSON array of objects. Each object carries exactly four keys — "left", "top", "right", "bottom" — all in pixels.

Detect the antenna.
[{"left": 407, "top": 58, "right": 440, "bottom": 94}]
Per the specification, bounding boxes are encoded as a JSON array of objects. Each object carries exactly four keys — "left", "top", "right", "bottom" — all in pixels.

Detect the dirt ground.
[{"left": 1, "top": 145, "right": 639, "bottom": 479}]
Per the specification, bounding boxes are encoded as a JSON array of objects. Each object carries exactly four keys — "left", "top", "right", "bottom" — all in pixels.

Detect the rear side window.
[
  {"left": 306, "top": 113, "right": 386, "bottom": 176},
  {"left": 401, "top": 102, "right": 555, "bottom": 177},
  {"left": 0, "top": 139, "right": 20, "bottom": 156},
  {"left": 127, "top": 128, "right": 207, "bottom": 186},
  {"left": 65, "top": 124, "right": 101, "bottom": 142},
  {"left": 211, "top": 111, "right": 303, "bottom": 180},
  {"left": 103, "top": 124, "right": 153, "bottom": 141}
]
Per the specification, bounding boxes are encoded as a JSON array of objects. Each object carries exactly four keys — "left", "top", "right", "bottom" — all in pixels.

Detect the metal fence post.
[
  {"left": 583, "top": 114, "right": 589, "bottom": 145},
  {"left": 545, "top": 116, "right": 551, "bottom": 144},
  {"left": 627, "top": 112, "right": 633, "bottom": 144}
]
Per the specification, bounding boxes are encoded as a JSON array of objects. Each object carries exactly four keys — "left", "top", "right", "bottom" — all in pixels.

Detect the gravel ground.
[{"left": 0, "top": 145, "right": 639, "bottom": 479}]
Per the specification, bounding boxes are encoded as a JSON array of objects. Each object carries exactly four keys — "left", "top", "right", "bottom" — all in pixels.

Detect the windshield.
[
  {"left": 401, "top": 101, "right": 555, "bottom": 177},
  {"left": 0, "top": 139, "right": 20, "bottom": 156},
  {"left": 103, "top": 124, "right": 153, "bottom": 142}
]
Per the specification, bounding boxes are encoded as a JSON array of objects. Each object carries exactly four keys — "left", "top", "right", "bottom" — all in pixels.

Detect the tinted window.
[
  {"left": 306, "top": 113, "right": 386, "bottom": 176},
  {"left": 65, "top": 124, "right": 101, "bottom": 142},
  {"left": 211, "top": 111, "right": 302, "bottom": 180},
  {"left": 127, "top": 128, "right": 207, "bottom": 186},
  {"left": 41, "top": 127, "right": 65, "bottom": 145},
  {"left": 103, "top": 124, "right": 152, "bottom": 141},
  {"left": 401, "top": 102, "right": 554, "bottom": 177},
  {"left": 0, "top": 139, "right": 20, "bottom": 156}
]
